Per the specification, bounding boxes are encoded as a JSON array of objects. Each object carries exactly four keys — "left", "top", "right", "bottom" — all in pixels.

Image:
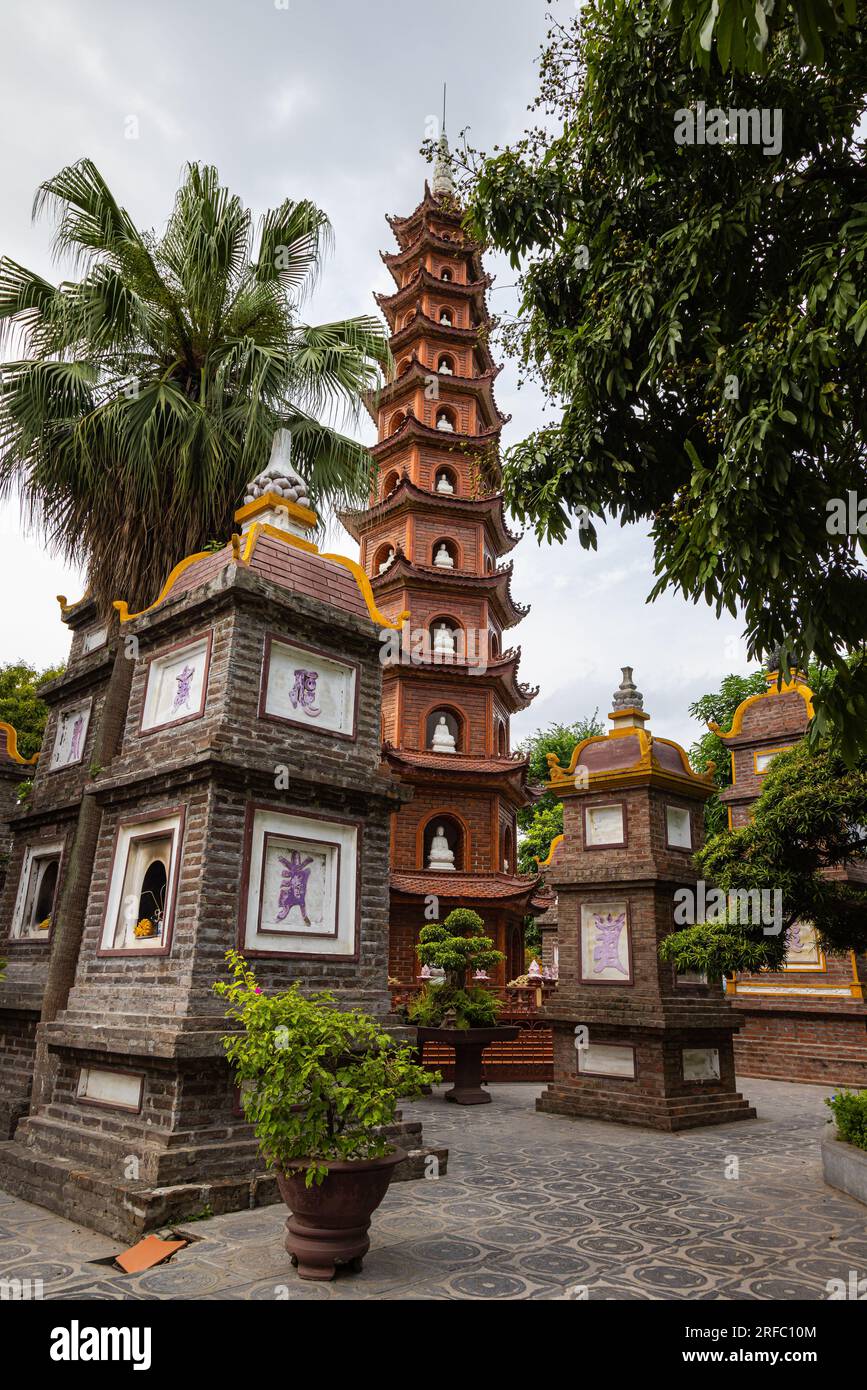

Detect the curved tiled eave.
[
  {"left": 363, "top": 359, "right": 505, "bottom": 429},
  {"left": 390, "top": 868, "right": 541, "bottom": 907},
  {"left": 388, "top": 313, "right": 497, "bottom": 375},
  {"left": 372, "top": 556, "right": 529, "bottom": 629},
  {"left": 383, "top": 747, "right": 536, "bottom": 809},
  {"left": 382, "top": 647, "right": 539, "bottom": 714},
  {"left": 337, "top": 477, "right": 520, "bottom": 555},
  {"left": 368, "top": 412, "right": 502, "bottom": 463},
  {"left": 376, "top": 267, "right": 493, "bottom": 322},
  {"left": 382, "top": 229, "right": 480, "bottom": 273}
]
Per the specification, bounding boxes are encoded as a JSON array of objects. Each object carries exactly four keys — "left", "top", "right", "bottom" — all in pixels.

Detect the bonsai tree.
[
  {"left": 408, "top": 909, "right": 505, "bottom": 1029},
  {"left": 215, "top": 950, "right": 435, "bottom": 1186},
  {"left": 659, "top": 737, "right": 867, "bottom": 979}
]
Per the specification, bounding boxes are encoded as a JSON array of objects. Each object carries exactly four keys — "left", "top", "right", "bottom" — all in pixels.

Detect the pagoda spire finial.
[{"left": 432, "top": 85, "right": 455, "bottom": 198}]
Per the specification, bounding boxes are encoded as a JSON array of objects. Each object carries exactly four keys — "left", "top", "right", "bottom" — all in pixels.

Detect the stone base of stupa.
[
  {"left": 0, "top": 1113, "right": 447, "bottom": 1243},
  {"left": 537, "top": 1012, "right": 756, "bottom": 1132},
  {"left": 0, "top": 1010, "right": 447, "bottom": 1241}
]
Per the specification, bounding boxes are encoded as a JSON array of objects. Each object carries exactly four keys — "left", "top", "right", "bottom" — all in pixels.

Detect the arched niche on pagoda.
[
  {"left": 420, "top": 812, "right": 467, "bottom": 872},
  {"left": 431, "top": 536, "right": 459, "bottom": 569},
  {"left": 423, "top": 704, "right": 466, "bottom": 753},
  {"left": 401, "top": 310, "right": 414, "bottom": 329},
  {"left": 489, "top": 629, "right": 501, "bottom": 659},
  {"left": 397, "top": 357, "right": 412, "bottom": 377},
  {"left": 372, "top": 541, "right": 397, "bottom": 575},
  {"left": 433, "top": 464, "right": 458, "bottom": 496},
  {"left": 381, "top": 469, "right": 401, "bottom": 499},
  {"left": 439, "top": 266, "right": 453, "bottom": 282},
  {"left": 438, "top": 306, "right": 456, "bottom": 327},
  {"left": 502, "top": 825, "right": 514, "bottom": 874},
  {"left": 437, "top": 353, "right": 455, "bottom": 375},
  {"left": 496, "top": 719, "right": 508, "bottom": 756},
  {"left": 387, "top": 409, "right": 406, "bottom": 435},
  {"left": 428, "top": 615, "right": 464, "bottom": 661},
  {"left": 435, "top": 405, "right": 457, "bottom": 433}
]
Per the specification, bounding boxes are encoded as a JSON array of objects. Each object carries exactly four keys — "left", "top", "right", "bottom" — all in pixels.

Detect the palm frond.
[{"left": 254, "top": 199, "right": 333, "bottom": 298}]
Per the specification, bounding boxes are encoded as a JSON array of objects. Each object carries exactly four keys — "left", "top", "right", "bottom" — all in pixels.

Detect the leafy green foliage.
[
  {"left": 0, "top": 160, "right": 390, "bottom": 615},
  {"left": 659, "top": 913, "right": 788, "bottom": 976},
  {"left": 663, "top": 0, "right": 857, "bottom": 71},
  {"left": 214, "top": 950, "right": 435, "bottom": 1186},
  {"left": 659, "top": 738, "right": 867, "bottom": 975},
  {"left": 517, "top": 715, "right": 603, "bottom": 822},
  {"left": 464, "top": 2, "right": 867, "bottom": 759},
  {"left": 0, "top": 660, "right": 66, "bottom": 758},
  {"left": 515, "top": 715, "right": 603, "bottom": 872},
  {"left": 518, "top": 802, "right": 564, "bottom": 876},
  {"left": 407, "top": 983, "right": 502, "bottom": 1030},
  {"left": 688, "top": 670, "right": 775, "bottom": 833},
  {"left": 826, "top": 1088, "right": 867, "bottom": 1150}
]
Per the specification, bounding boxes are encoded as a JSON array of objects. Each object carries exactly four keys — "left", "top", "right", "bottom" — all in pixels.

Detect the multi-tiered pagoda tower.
[{"left": 340, "top": 138, "right": 543, "bottom": 985}]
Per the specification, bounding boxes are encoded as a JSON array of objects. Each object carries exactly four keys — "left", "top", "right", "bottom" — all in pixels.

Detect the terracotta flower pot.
[
  {"left": 276, "top": 1147, "right": 405, "bottom": 1280},
  {"left": 416, "top": 1025, "right": 519, "bottom": 1104}
]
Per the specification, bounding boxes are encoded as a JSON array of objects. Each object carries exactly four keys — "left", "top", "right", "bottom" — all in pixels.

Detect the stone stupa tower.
[{"left": 538, "top": 670, "right": 756, "bottom": 1130}]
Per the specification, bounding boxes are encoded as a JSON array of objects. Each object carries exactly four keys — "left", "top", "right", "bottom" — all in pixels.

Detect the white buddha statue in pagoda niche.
[
  {"left": 438, "top": 357, "right": 453, "bottom": 375},
  {"left": 439, "top": 309, "right": 453, "bottom": 326},
  {"left": 430, "top": 715, "right": 457, "bottom": 753},
  {"left": 378, "top": 547, "right": 395, "bottom": 574},
  {"left": 433, "top": 622, "right": 456, "bottom": 657},
  {"left": 436, "top": 411, "right": 454, "bottom": 432},
  {"left": 433, "top": 542, "right": 454, "bottom": 569},
  {"left": 435, "top": 470, "right": 454, "bottom": 494},
  {"left": 427, "top": 825, "right": 456, "bottom": 871}
]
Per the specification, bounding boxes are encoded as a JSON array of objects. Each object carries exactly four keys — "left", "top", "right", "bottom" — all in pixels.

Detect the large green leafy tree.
[
  {"left": 0, "top": 159, "right": 389, "bottom": 615},
  {"left": 0, "top": 660, "right": 65, "bottom": 759},
  {"left": 516, "top": 716, "right": 603, "bottom": 874},
  {"left": 660, "top": 738, "right": 867, "bottom": 976},
  {"left": 665, "top": 0, "right": 857, "bottom": 70},
  {"left": 465, "top": 2, "right": 867, "bottom": 759}
]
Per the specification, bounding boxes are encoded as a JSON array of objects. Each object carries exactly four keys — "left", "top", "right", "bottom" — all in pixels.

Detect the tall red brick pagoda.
[{"left": 340, "top": 136, "right": 543, "bottom": 985}]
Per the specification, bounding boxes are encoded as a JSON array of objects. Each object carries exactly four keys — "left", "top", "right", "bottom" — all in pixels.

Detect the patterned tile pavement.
[{"left": 0, "top": 1078, "right": 864, "bottom": 1300}]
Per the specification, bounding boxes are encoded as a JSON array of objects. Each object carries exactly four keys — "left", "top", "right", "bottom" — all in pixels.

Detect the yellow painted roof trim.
[
  {"left": 709, "top": 676, "right": 814, "bottom": 740},
  {"left": 536, "top": 833, "right": 564, "bottom": 869},
  {"left": 113, "top": 524, "right": 408, "bottom": 632},
  {"left": 547, "top": 727, "right": 712, "bottom": 792},
  {"left": 56, "top": 587, "right": 91, "bottom": 617},
  {"left": 0, "top": 721, "right": 38, "bottom": 765},
  {"left": 546, "top": 729, "right": 652, "bottom": 786},
  {"left": 113, "top": 547, "right": 218, "bottom": 623}
]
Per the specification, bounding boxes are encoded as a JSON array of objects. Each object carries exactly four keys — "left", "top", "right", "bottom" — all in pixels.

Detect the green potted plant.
[
  {"left": 408, "top": 909, "right": 518, "bottom": 1105},
  {"left": 215, "top": 949, "right": 436, "bottom": 1280},
  {"left": 822, "top": 1088, "right": 867, "bottom": 1208}
]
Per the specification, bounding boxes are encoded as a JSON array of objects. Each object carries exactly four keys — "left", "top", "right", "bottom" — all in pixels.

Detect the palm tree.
[
  {"left": 0, "top": 158, "right": 389, "bottom": 614},
  {"left": 0, "top": 161, "right": 389, "bottom": 1111}
]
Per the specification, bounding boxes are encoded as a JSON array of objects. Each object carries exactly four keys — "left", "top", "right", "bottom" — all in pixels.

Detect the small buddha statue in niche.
[
  {"left": 431, "top": 715, "right": 457, "bottom": 753},
  {"left": 427, "top": 825, "right": 456, "bottom": 871},
  {"left": 433, "top": 622, "right": 456, "bottom": 657},
  {"left": 436, "top": 411, "right": 454, "bottom": 432},
  {"left": 435, "top": 470, "right": 454, "bottom": 494},
  {"left": 433, "top": 542, "right": 454, "bottom": 569},
  {"left": 439, "top": 310, "right": 453, "bottom": 326},
  {"left": 378, "top": 547, "right": 395, "bottom": 574},
  {"left": 438, "top": 357, "right": 453, "bottom": 375}
]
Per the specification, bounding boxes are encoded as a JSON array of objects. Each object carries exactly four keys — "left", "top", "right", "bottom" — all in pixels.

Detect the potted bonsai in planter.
[
  {"left": 215, "top": 949, "right": 436, "bottom": 1281},
  {"left": 408, "top": 909, "right": 518, "bottom": 1105}
]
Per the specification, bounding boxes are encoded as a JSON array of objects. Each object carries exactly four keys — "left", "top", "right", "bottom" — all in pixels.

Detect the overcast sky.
[{"left": 0, "top": 0, "right": 757, "bottom": 753}]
